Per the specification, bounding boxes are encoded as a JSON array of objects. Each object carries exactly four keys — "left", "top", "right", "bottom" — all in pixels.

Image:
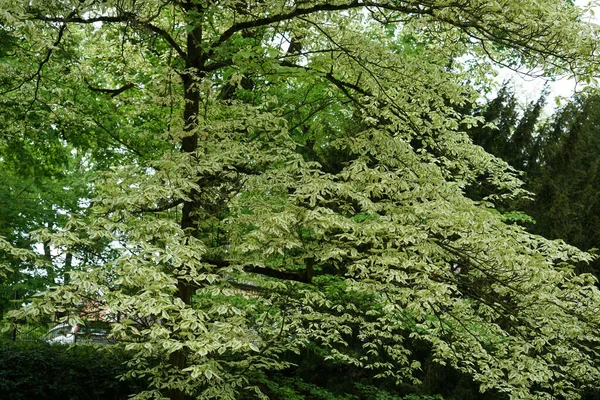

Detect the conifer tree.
[{"left": 531, "top": 92, "right": 600, "bottom": 259}]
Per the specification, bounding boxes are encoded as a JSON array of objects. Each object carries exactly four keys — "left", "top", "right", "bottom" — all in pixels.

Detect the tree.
[
  {"left": 465, "top": 83, "right": 546, "bottom": 222},
  {"left": 3, "top": 1, "right": 600, "bottom": 399},
  {"left": 0, "top": 0, "right": 172, "bottom": 315},
  {"left": 530, "top": 91, "right": 600, "bottom": 260},
  {"left": 469, "top": 86, "right": 600, "bottom": 278}
]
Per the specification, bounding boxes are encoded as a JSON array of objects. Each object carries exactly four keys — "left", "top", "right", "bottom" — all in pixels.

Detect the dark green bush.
[{"left": 0, "top": 340, "right": 144, "bottom": 400}]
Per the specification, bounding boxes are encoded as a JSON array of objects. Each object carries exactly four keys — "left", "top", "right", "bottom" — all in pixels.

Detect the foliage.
[
  {"left": 529, "top": 91, "right": 600, "bottom": 253},
  {"left": 1, "top": 1, "right": 600, "bottom": 400},
  {"left": 0, "top": 340, "right": 143, "bottom": 400},
  {"left": 468, "top": 85, "right": 600, "bottom": 277},
  {"left": 0, "top": 237, "right": 34, "bottom": 279},
  {"left": 0, "top": 0, "right": 172, "bottom": 313}
]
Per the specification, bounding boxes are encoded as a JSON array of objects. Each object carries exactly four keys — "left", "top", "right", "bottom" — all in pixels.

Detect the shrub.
[{"left": 0, "top": 340, "right": 144, "bottom": 400}]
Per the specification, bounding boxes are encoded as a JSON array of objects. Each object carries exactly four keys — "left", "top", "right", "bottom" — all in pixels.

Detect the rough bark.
[{"left": 169, "top": 19, "right": 203, "bottom": 400}]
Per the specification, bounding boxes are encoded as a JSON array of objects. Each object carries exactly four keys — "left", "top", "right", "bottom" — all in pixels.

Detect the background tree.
[
  {"left": 468, "top": 85, "right": 600, "bottom": 278},
  {"left": 0, "top": 1, "right": 171, "bottom": 317},
  {"left": 529, "top": 92, "right": 600, "bottom": 273}
]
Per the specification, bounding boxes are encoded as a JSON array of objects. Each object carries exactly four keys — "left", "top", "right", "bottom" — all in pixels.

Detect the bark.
[
  {"left": 169, "top": 19, "right": 203, "bottom": 400},
  {"left": 43, "top": 240, "right": 56, "bottom": 284},
  {"left": 64, "top": 252, "right": 72, "bottom": 284}
]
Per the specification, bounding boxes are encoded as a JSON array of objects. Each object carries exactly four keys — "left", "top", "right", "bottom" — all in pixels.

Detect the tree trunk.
[
  {"left": 43, "top": 240, "right": 56, "bottom": 284},
  {"left": 168, "top": 20, "right": 203, "bottom": 400},
  {"left": 64, "top": 252, "right": 72, "bottom": 284}
]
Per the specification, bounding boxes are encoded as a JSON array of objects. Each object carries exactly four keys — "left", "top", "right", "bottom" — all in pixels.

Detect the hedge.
[{"left": 0, "top": 340, "right": 144, "bottom": 400}]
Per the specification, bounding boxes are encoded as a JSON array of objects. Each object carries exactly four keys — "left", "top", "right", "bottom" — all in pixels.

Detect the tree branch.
[
  {"left": 277, "top": 59, "right": 367, "bottom": 104},
  {"left": 132, "top": 199, "right": 184, "bottom": 214},
  {"left": 87, "top": 82, "right": 136, "bottom": 97},
  {"left": 206, "top": 258, "right": 314, "bottom": 284},
  {"left": 1, "top": 15, "right": 70, "bottom": 99},
  {"left": 244, "top": 264, "right": 312, "bottom": 283},
  {"left": 211, "top": 1, "right": 426, "bottom": 51},
  {"left": 141, "top": 22, "right": 187, "bottom": 59},
  {"left": 90, "top": 116, "right": 146, "bottom": 158},
  {"left": 35, "top": 14, "right": 134, "bottom": 24},
  {"left": 33, "top": 14, "right": 187, "bottom": 60}
]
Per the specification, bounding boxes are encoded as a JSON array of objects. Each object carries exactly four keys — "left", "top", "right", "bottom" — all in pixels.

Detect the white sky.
[{"left": 494, "top": 70, "right": 581, "bottom": 114}]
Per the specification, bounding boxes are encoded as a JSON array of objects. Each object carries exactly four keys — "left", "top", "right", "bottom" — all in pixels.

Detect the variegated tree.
[{"left": 3, "top": 0, "right": 600, "bottom": 399}]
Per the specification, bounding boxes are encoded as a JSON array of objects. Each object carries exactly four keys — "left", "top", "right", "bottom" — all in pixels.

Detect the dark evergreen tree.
[
  {"left": 466, "top": 83, "right": 544, "bottom": 212},
  {"left": 530, "top": 93, "right": 600, "bottom": 261},
  {"left": 470, "top": 84, "right": 519, "bottom": 160},
  {"left": 469, "top": 83, "right": 546, "bottom": 173},
  {"left": 469, "top": 86, "right": 600, "bottom": 277}
]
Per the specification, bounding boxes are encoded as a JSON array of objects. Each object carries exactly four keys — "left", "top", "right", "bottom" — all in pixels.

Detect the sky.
[{"left": 495, "top": 69, "right": 581, "bottom": 115}]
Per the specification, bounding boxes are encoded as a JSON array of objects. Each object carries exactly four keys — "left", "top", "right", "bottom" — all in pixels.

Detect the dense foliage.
[
  {"left": 530, "top": 92, "right": 600, "bottom": 256},
  {"left": 2, "top": 1, "right": 600, "bottom": 399},
  {"left": 469, "top": 86, "right": 600, "bottom": 275},
  {"left": 0, "top": 341, "right": 142, "bottom": 400}
]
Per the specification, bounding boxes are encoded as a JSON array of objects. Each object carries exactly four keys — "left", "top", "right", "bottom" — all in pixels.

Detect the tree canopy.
[{"left": 2, "top": 1, "right": 600, "bottom": 399}]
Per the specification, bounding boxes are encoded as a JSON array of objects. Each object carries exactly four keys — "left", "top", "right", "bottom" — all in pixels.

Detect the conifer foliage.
[
  {"left": 2, "top": 1, "right": 600, "bottom": 399},
  {"left": 530, "top": 92, "right": 600, "bottom": 256}
]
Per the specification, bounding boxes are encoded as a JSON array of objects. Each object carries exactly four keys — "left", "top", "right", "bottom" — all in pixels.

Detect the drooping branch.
[
  {"left": 287, "top": 98, "right": 345, "bottom": 133},
  {"left": 277, "top": 57, "right": 429, "bottom": 143},
  {"left": 87, "top": 82, "right": 136, "bottom": 97},
  {"left": 211, "top": 1, "right": 427, "bottom": 49},
  {"left": 33, "top": 14, "right": 187, "bottom": 60},
  {"left": 276, "top": 59, "right": 367, "bottom": 103},
  {"left": 132, "top": 199, "right": 185, "bottom": 214},
  {"left": 1, "top": 15, "right": 70, "bottom": 100},
  {"left": 90, "top": 116, "right": 146, "bottom": 158}
]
